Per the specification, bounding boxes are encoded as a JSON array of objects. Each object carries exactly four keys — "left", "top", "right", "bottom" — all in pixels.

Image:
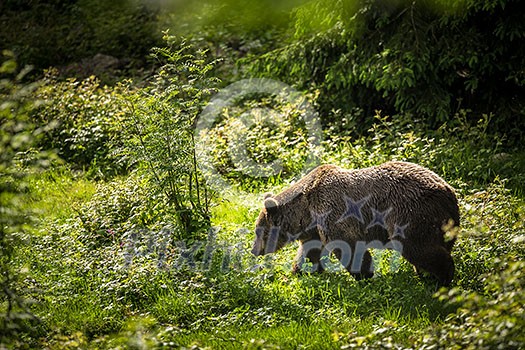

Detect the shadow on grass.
[{"left": 288, "top": 269, "right": 456, "bottom": 322}]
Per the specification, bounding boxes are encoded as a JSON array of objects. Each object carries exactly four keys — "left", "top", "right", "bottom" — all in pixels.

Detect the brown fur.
[{"left": 251, "top": 161, "right": 460, "bottom": 286}]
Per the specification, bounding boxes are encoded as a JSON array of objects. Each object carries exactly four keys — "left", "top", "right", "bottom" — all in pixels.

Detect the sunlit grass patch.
[{"left": 24, "top": 169, "right": 97, "bottom": 224}]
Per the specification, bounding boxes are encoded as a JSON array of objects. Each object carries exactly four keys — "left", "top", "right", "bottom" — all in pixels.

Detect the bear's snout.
[
  {"left": 251, "top": 235, "right": 264, "bottom": 256},
  {"left": 251, "top": 245, "right": 262, "bottom": 256}
]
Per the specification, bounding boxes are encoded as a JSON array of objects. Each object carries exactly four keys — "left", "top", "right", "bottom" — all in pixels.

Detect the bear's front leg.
[
  {"left": 403, "top": 245, "right": 455, "bottom": 287},
  {"left": 292, "top": 241, "right": 325, "bottom": 274}
]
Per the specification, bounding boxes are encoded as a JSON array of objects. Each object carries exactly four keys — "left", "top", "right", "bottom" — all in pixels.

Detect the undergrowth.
[{"left": 7, "top": 111, "right": 524, "bottom": 349}]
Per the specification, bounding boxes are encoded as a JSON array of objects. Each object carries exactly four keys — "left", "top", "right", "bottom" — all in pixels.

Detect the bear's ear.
[
  {"left": 264, "top": 197, "right": 279, "bottom": 214},
  {"left": 264, "top": 192, "right": 274, "bottom": 199}
]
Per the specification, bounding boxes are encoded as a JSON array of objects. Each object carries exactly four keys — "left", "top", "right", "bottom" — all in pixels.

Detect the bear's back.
[
  {"left": 306, "top": 161, "right": 456, "bottom": 203},
  {"left": 302, "top": 162, "right": 459, "bottom": 242},
  {"left": 273, "top": 161, "right": 458, "bottom": 225}
]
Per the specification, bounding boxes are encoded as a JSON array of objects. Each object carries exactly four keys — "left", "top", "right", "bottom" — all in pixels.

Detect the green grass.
[
  {"left": 6, "top": 119, "right": 525, "bottom": 349},
  {"left": 24, "top": 169, "right": 97, "bottom": 224}
]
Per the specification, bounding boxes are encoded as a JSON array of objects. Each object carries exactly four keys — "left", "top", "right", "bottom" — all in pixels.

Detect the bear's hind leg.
[
  {"left": 403, "top": 245, "right": 455, "bottom": 287},
  {"left": 336, "top": 248, "right": 373, "bottom": 281}
]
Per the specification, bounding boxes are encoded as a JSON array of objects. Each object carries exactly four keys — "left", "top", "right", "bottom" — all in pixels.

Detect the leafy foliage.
[
  {"left": 76, "top": 175, "right": 160, "bottom": 247},
  {"left": 323, "top": 110, "right": 523, "bottom": 190},
  {"left": 0, "top": 0, "right": 161, "bottom": 74},
  {"left": 248, "top": 0, "right": 525, "bottom": 142},
  {"left": 0, "top": 51, "right": 41, "bottom": 348},
  {"left": 120, "top": 35, "right": 220, "bottom": 238},
  {"left": 34, "top": 72, "right": 128, "bottom": 177},
  {"left": 203, "top": 93, "right": 318, "bottom": 190},
  {"left": 429, "top": 261, "right": 525, "bottom": 350}
]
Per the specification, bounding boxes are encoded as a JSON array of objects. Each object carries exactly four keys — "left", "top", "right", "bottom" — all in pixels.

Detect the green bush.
[
  {"left": 34, "top": 72, "right": 128, "bottom": 177},
  {"left": 203, "top": 93, "right": 318, "bottom": 190},
  {"left": 323, "top": 110, "right": 522, "bottom": 190},
  {"left": 422, "top": 260, "right": 525, "bottom": 349},
  {"left": 120, "top": 35, "right": 220, "bottom": 239},
  {"left": 76, "top": 175, "right": 164, "bottom": 248},
  {"left": 0, "top": 50, "right": 42, "bottom": 348},
  {"left": 247, "top": 0, "right": 525, "bottom": 143}
]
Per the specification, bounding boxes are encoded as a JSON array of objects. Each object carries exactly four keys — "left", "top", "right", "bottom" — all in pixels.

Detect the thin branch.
[
  {"left": 123, "top": 95, "right": 171, "bottom": 203},
  {"left": 411, "top": 1, "right": 420, "bottom": 49}
]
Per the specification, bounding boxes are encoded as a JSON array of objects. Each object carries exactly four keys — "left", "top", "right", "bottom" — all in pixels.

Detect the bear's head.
[{"left": 251, "top": 194, "right": 290, "bottom": 256}]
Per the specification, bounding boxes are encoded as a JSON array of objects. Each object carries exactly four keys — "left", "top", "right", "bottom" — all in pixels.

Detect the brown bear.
[{"left": 251, "top": 161, "right": 460, "bottom": 286}]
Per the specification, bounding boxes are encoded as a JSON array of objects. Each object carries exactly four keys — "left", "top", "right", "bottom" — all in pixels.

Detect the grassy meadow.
[{"left": 7, "top": 115, "right": 524, "bottom": 349}]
